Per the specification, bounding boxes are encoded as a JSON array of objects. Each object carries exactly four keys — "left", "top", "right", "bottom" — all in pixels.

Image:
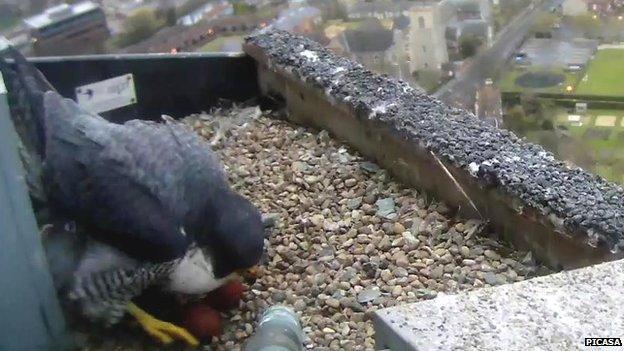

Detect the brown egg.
[
  {"left": 203, "top": 280, "right": 245, "bottom": 312},
  {"left": 181, "top": 303, "right": 222, "bottom": 339}
]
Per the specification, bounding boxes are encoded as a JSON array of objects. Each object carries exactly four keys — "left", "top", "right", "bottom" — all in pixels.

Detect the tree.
[
  {"left": 116, "top": 9, "right": 164, "bottom": 47},
  {"left": 520, "top": 93, "right": 540, "bottom": 115},
  {"left": 176, "top": 0, "right": 210, "bottom": 17},
  {"left": 541, "top": 119, "right": 554, "bottom": 130},
  {"left": 518, "top": 94, "right": 557, "bottom": 130},
  {"left": 532, "top": 13, "right": 558, "bottom": 34},
  {"left": 603, "top": 17, "right": 624, "bottom": 42},
  {"left": 459, "top": 34, "right": 482, "bottom": 59},
  {"left": 308, "top": 0, "right": 344, "bottom": 20},
  {"left": 157, "top": 7, "right": 178, "bottom": 26},
  {"left": 233, "top": 1, "right": 256, "bottom": 15},
  {"left": 498, "top": 0, "right": 532, "bottom": 23},
  {"left": 559, "top": 137, "right": 595, "bottom": 170},
  {"left": 533, "top": 131, "right": 560, "bottom": 155},
  {"left": 503, "top": 105, "right": 528, "bottom": 134},
  {"left": 414, "top": 69, "right": 441, "bottom": 93},
  {"left": 570, "top": 14, "right": 602, "bottom": 39}
]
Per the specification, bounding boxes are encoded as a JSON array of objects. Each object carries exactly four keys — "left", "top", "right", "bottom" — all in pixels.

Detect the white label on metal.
[{"left": 75, "top": 73, "right": 136, "bottom": 114}]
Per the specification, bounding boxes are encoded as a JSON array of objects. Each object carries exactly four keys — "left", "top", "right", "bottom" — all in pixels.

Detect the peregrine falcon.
[{"left": 1, "top": 47, "right": 265, "bottom": 346}]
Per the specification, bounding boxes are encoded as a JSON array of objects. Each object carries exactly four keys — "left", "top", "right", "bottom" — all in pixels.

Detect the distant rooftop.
[
  {"left": 23, "top": 1, "right": 100, "bottom": 29},
  {"left": 272, "top": 6, "right": 322, "bottom": 31},
  {"left": 347, "top": 0, "right": 438, "bottom": 18},
  {"left": 459, "top": 19, "right": 489, "bottom": 38},
  {"left": 393, "top": 15, "right": 410, "bottom": 31},
  {"left": 343, "top": 19, "right": 394, "bottom": 53}
]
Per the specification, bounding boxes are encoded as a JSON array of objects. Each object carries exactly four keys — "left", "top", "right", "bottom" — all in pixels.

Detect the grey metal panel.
[{"left": 0, "top": 71, "right": 67, "bottom": 350}]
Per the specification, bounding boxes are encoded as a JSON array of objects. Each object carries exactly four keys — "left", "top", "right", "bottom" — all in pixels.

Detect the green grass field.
[
  {"left": 555, "top": 109, "right": 622, "bottom": 148},
  {"left": 520, "top": 108, "right": 624, "bottom": 183},
  {"left": 576, "top": 49, "right": 624, "bottom": 96},
  {"left": 499, "top": 67, "right": 578, "bottom": 94},
  {"left": 552, "top": 108, "right": 624, "bottom": 183},
  {"left": 500, "top": 50, "right": 624, "bottom": 182}
]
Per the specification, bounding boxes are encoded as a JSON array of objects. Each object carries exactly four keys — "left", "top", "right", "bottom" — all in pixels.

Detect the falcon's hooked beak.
[{"left": 237, "top": 266, "right": 260, "bottom": 284}]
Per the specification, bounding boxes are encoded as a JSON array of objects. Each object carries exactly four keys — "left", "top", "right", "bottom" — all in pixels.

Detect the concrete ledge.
[
  {"left": 372, "top": 258, "right": 624, "bottom": 351},
  {"left": 243, "top": 31, "right": 624, "bottom": 269}
]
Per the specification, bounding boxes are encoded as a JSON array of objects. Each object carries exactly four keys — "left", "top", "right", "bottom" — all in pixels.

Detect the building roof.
[
  {"left": 343, "top": 19, "right": 393, "bottom": 53},
  {"left": 272, "top": 6, "right": 322, "bottom": 31},
  {"left": 393, "top": 15, "right": 410, "bottom": 31},
  {"left": 456, "top": 1, "right": 481, "bottom": 14},
  {"left": 459, "top": 19, "right": 488, "bottom": 38},
  {"left": 347, "top": 0, "right": 436, "bottom": 18},
  {"left": 24, "top": 1, "right": 100, "bottom": 29},
  {"left": 476, "top": 84, "right": 502, "bottom": 118},
  {"left": 121, "top": 13, "right": 274, "bottom": 53},
  {"left": 348, "top": 0, "right": 410, "bottom": 16}
]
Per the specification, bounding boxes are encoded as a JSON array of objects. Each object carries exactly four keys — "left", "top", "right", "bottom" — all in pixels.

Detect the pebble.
[
  {"left": 360, "top": 162, "right": 380, "bottom": 173},
  {"left": 393, "top": 267, "right": 408, "bottom": 278},
  {"left": 459, "top": 246, "right": 470, "bottom": 257},
  {"left": 340, "top": 297, "right": 365, "bottom": 312},
  {"left": 484, "top": 272, "right": 507, "bottom": 286},
  {"left": 261, "top": 213, "right": 280, "bottom": 228},
  {"left": 393, "top": 252, "right": 410, "bottom": 268},
  {"left": 357, "top": 287, "right": 381, "bottom": 303},
  {"left": 392, "top": 222, "right": 406, "bottom": 235},
  {"left": 272, "top": 291, "right": 287, "bottom": 303},
  {"left": 402, "top": 231, "right": 420, "bottom": 250},
  {"left": 325, "top": 298, "right": 341, "bottom": 309},
  {"left": 346, "top": 197, "right": 362, "bottom": 210},
  {"left": 294, "top": 300, "right": 307, "bottom": 311},
  {"left": 484, "top": 250, "right": 501, "bottom": 260},
  {"left": 375, "top": 198, "right": 396, "bottom": 219},
  {"left": 430, "top": 266, "right": 444, "bottom": 279},
  {"left": 323, "top": 327, "right": 336, "bottom": 334},
  {"left": 378, "top": 236, "right": 392, "bottom": 250},
  {"left": 462, "top": 259, "right": 476, "bottom": 266}
]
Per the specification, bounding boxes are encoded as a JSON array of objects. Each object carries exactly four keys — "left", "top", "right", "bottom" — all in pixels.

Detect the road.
[{"left": 434, "top": 0, "right": 563, "bottom": 111}]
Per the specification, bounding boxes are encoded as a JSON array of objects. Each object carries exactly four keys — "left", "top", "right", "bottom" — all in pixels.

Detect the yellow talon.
[{"left": 127, "top": 302, "right": 199, "bottom": 347}]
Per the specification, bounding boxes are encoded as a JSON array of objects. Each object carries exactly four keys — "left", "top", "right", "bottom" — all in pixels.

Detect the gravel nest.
[{"left": 182, "top": 108, "right": 551, "bottom": 351}]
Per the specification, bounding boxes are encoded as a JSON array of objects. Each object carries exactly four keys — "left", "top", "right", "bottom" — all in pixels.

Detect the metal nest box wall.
[{"left": 0, "top": 42, "right": 67, "bottom": 350}]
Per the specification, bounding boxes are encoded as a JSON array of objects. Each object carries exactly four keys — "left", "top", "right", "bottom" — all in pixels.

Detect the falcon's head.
[{"left": 194, "top": 191, "right": 265, "bottom": 283}]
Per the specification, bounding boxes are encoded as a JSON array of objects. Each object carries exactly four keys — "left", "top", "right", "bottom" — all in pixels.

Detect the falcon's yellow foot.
[{"left": 127, "top": 302, "right": 199, "bottom": 347}]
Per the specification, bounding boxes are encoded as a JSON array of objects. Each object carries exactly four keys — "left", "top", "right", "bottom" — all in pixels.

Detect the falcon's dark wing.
[{"left": 42, "top": 93, "right": 193, "bottom": 262}]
